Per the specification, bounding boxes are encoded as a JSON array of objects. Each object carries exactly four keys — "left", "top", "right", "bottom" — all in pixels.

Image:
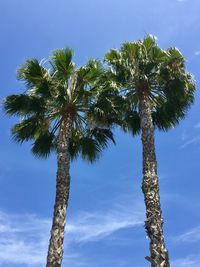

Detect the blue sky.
[{"left": 0, "top": 0, "right": 200, "bottom": 266}]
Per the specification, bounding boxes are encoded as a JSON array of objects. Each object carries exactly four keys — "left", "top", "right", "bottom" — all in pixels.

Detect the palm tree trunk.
[
  {"left": 46, "top": 115, "right": 72, "bottom": 267},
  {"left": 138, "top": 90, "right": 170, "bottom": 267}
]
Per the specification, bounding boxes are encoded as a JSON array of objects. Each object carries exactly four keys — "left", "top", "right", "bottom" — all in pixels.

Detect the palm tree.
[
  {"left": 4, "top": 48, "right": 116, "bottom": 267},
  {"left": 105, "top": 35, "right": 195, "bottom": 267}
]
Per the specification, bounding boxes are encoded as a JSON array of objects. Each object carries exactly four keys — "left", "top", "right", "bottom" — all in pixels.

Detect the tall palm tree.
[
  {"left": 105, "top": 35, "right": 195, "bottom": 267},
  {"left": 4, "top": 48, "right": 116, "bottom": 267}
]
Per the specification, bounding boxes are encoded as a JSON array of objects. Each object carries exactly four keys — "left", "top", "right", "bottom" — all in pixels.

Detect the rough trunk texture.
[
  {"left": 138, "top": 90, "right": 170, "bottom": 267},
  {"left": 46, "top": 116, "right": 72, "bottom": 267}
]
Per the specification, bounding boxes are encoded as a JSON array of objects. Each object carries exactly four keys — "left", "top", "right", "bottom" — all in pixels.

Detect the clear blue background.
[{"left": 0, "top": 0, "right": 200, "bottom": 266}]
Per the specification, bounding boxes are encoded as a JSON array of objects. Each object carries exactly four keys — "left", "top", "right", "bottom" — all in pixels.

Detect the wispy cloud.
[
  {"left": 176, "top": 0, "right": 188, "bottom": 2},
  {"left": 181, "top": 123, "right": 200, "bottom": 148},
  {"left": 181, "top": 135, "right": 200, "bottom": 148},
  {"left": 169, "top": 225, "right": 200, "bottom": 267},
  {"left": 0, "top": 202, "right": 143, "bottom": 266},
  {"left": 66, "top": 208, "right": 142, "bottom": 243},
  {"left": 175, "top": 225, "right": 200, "bottom": 243},
  {"left": 194, "top": 122, "right": 200, "bottom": 129},
  {"left": 0, "top": 212, "right": 49, "bottom": 266},
  {"left": 181, "top": 130, "right": 188, "bottom": 141},
  {"left": 194, "top": 51, "right": 200, "bottom": 56},
  {"left": 172, "top": 254, "right": 200, "bottom": 267}
]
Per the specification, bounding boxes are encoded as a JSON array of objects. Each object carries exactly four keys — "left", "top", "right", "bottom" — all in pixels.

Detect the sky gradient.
[{"left": 0, "top": 0, "right": 200, "bottom": 266}]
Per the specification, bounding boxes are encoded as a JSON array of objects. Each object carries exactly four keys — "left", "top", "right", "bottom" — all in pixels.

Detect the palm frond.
[
  {"left": 5, "top": 47, "right": 117, "bottom": 161},
  {"left": 17, "top": 59, "right": 52, "bottom": 97},
  {"left": 80, "top": 136, "right": 102, "bottom": 163},
  {"left": 89, "top": 128, "right": 115, "bottom": 146},
  {"left": 68, "top": 130, "right": 81, "bottom": 161},
  {"left": 31, "top": 132, "right": 56, "bottom": 158},
  {"left": 11, "top": 117, "right": 44, "bottom": 143},
  {"left": 105, "top": 35, "right": 196, "bottom": 133},
  {"left": 50, "top": 48, "right": 74, "bottom": 81},
  {"left": 4, "top": 94, "right": 46, "bottom": 116},
  {"left": 121, "top": 110, "right": 141, "bottom": 135},
  {"left": 17, "top": 59, "right": 45, "bottom": 84}
]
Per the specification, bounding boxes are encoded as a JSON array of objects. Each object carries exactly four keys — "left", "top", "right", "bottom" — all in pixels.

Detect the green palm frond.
[
  {"left": 5, "top": 47, "right": 116, "bottom": 161},
  {"left": 11, "top": 119, "right": 38, "bottom": 143},
  {"left": 79, "top": 126, "right": 116, "bottom": 162},
  {"left": 79, "top": 136, "right": 102, "bottom": 163},
  {"left": 78, "top": 60, "right": 104, "bottom": 83},
  {"left": 89, "top": 128, "right": 115, "bottom": 146},
  {"left": 31, "top": 132, "right": 56, "bottom": 158},
  {"left": 105, "top": 34, "right": 195, "bottom": 133},
  {"left": 17, "top": 59, "right": 52, "bottom": 97},
  {"left": 11, "top": 116, "right": 49, "bottom": 143},
  {"left": 50, "top": 48, "right": 74, "bottom": 81},
  {"left": 122, "top": 111, "right": 141, "bottom": 135},
  {"left": 17, "top": 59, "right": 45, "bottom": 84},
  {"left": 68, "top": 130, "right": 81, "bottom": 161},
  {"left": 4, "top": 94, "right": 46, "bottom": 116},
  {"left": 68, "top": 127, "right": 115, "bottom": 163}
]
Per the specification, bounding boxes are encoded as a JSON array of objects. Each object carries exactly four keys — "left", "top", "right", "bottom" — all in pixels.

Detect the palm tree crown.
[
  {"left": 105, "top": 35, "right": 195, "bottom": 133},
  {"left": 4, "top": 48, "right": 115, "bottom": 161}
]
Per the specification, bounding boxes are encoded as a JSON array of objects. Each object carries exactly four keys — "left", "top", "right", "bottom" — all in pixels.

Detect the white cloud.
[
  {"left": 181, "top": 123, "right": 200, "bottom": 148},
  {"left": 194, "top": 51, "right": 200, "bottom": 56},
  {"left": 181, "top": 130, "right": 188, "bottom": 141},
  {"left": 169, "top": 226, "right": 200, "bottom": 267},
  {"left": 0, "top": 211, "right": 50, "bottom": 266},
  {"left": 66, "top": 208, "right": 142, "bottom": 243},
  {"left": 181, "top": 135, "right": 200, "bottom": 148},
  {"left": 194, "top": 122, "right": 200, "bottom": 129},
  {"left": 0, "top": 203, "right": 143, "bottom": 266},
  {"left": 172, "top": 254, "right": 200, "bottom": 267},
  {"left": 175, "top": 225, "right": 200, "bottom": 243}
]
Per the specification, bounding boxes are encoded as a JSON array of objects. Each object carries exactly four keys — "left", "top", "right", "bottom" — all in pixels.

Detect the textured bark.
[
  {"left": 46, "top": 116, "right": 72, "bottom": 267},
  {"left": 138, "top": 90, "right": 170, "bottom": 267}
]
